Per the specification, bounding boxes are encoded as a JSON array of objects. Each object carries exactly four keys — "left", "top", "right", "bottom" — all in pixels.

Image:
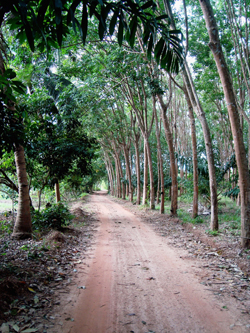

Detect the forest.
[{"left": 1, "top": 0, "right": 250, "bottom": 248}]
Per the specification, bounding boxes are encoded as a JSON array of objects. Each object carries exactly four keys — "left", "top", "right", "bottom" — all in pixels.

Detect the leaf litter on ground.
[{"left": 0, "top": 198, "right": 98, "bottom": 332}]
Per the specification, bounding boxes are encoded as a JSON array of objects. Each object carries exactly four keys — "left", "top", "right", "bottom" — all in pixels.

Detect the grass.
[{"left": 178, "top": 208, "right": 205, "bottom": 225}]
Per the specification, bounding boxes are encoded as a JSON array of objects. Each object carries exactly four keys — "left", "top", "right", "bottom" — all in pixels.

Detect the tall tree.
[
  {"left": 199, "top": 0, "right": 250, "bottom": 248},
  {"left": 164, "top": 0, "right": 218, "bottom": 228}
]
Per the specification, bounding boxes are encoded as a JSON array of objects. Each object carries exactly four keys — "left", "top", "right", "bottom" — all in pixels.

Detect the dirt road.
[{"left": 51, "top": 194, "right": 249, "bottom": 333}]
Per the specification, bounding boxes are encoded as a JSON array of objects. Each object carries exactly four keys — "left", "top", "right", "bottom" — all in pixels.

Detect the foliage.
[
  {"left": 3, "top": 0, "right": 183, "bottom": 73},
  {"left": 32, "top": 203, "right": 74, "bottom": 231},
  {"left": 206, "top": 229, "right": 220, "bottom": 237},
  {"left": 178, "top": 209, "right": 204, "bottom": 225},
  {"left": 0, "top": 219, "right": 13, "bottom": 236}
]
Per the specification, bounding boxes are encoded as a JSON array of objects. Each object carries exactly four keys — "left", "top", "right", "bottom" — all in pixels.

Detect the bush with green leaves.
[{"left": 32, "top": 203, "right": 74, "bottom": 231}]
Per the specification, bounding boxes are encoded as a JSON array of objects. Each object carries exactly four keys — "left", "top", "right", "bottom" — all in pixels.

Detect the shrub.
[{"left": 32, "top": 203, "right": 74, "bottom": 231}]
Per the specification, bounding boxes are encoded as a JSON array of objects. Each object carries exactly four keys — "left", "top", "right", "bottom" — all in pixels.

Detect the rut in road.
[{"left": 52, "top": 194, "right": 248, "bottom": 333}]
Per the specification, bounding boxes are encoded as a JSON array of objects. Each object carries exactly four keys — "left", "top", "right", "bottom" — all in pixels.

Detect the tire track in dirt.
[{"left": 51, "top": 194, "right": 249, "bottom": 333}]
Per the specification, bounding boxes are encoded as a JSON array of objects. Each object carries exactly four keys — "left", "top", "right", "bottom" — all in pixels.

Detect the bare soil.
[{"left": 48, "top": 193, "right": 250, "bottom": 333}]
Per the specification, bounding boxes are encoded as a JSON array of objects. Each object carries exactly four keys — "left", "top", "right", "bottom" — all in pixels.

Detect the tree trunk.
[
  {"left": 55, "top": 181, "right": 61, "bottom": 202},
  {"left": 0, "top": 51, "right": 32, "bottom": 239},
  {"left": 164, "top": 0, "right": 218, "bottom": 227},
  {"left": 103, "top": 150, "right": 112, "bottom": 195},
  {"left": 142, "top": 140, "right": 148, "bottom": 205},
  {"left": 157, "top": 94, "right": 178, "bottom": 215},
  {"left": 123, "top": 146, "right": 133, "bottom": 202},
  {"left": 153, "top": 97, "right": 165, "bottom": 213},
  {"left": 12, "top": 145, "right": 32, "bottom": 239},
  {"left": 199, "top": 0, "right": 250, "bottom": 247},
  {"left": 183, "top": 65, "right": 218, "bottom": 229},
  {"left": 134, "top": 139, "right": 141, "bottom": 205},
  {"left": 144, "top": 137, "right": 155, "bottom": 209},
  {"left": 183, "top": 87, "right": 199, "bottom": 218}
]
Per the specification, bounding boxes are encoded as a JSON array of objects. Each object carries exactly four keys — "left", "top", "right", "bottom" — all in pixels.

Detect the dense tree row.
[{"left": 1, "top": 0, "right": 250, "bottom": 247}]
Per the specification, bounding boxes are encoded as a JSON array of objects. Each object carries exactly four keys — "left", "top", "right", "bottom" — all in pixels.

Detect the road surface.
[{"left": 51, "top": 194, "right": 248, "bottom": 333}]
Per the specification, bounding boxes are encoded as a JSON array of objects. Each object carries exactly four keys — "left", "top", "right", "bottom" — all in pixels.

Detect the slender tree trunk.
[
  {"left": 55, "top": 181, "right": 61, "bottom": 202},
  {"left": 183, "top": 87, "right": 199, "bottom": 218},
  {"left": 144, "top": 137, "right": 155, "bottom": 209},
  {"left": 115, "top": 151, "right": 125, "bottom": 199},
  {"left": 12, "top": 145, "right": 32, "bottom": 239},
  {"left": 199, "top": 0, "right": 250, "bottom": 247},
  {"left": 183, "top": 65, "right": 218, "bottom": 228},
  {"left": 134, "top": 139, "right": 141, "bottom": 204},
  {"left": 115, "top": 158, "right": 121, "bottom": 198},
  {"left": 113, "top": 148, "right": 122, "bottom": 198},
  {"left": 157, "top": 94, "right": 178, "bottom": 215},
  {"left": 38, "top": 190, "right": 42, "bottom": 211},
  {"left": 156, "top": 160, "right": 160, "bottom": 205},
  {"left": 123, "top": 146, "right": 133, "bottom": 202},
  {"left": 164, "top": 0, "right": 218, "bottom": 227},
  {"left": 103, "top": 151, "right": 114, "bottom": 196},
  {"left": 142, "top": 140, "right": 148, "bottom": 205},
  {"left": 153, "top": 97, "right": 165, "bottom": 213}
]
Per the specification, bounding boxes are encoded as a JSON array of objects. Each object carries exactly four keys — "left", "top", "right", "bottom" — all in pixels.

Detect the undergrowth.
[{"left": 32, "top": 202, "right": 74, "bottom": 231}]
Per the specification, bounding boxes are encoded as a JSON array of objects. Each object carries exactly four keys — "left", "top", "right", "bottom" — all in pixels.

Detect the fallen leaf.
[
  {"left": 0, "top": 323, "right": 9, "bottom": 333},
  {"left": 28, "top": 288, "right": 36, "bottom": 293},
  {"left": 12, "top": 324, "right": 20, "bottom": 332}
]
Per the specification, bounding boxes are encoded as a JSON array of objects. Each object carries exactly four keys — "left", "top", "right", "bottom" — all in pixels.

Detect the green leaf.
[
  {"left": 141, "top": 1, "right": 154, "bottom": 10},
  {"left": 156, "top": 14, "right": 169, "bottom": 21},
  {"left": 143, "top": 27, "right": 150, "bottom": 44},
  {"left": 55, "top": 0, "right": 63, "bottom": 25},
  {"left": 24, "top": 25, "right": 35, "bottom": 52},
  {"left": 128, "top": 15, "right": 137, "bottom": 48},
  {"left": 118, "top": 18, "right": 124, "bottom": 46},
  {"left": 99, "top": 20, "right": 105, "bottom": 40},
  {"left": 16, "top": 30, "right": 26, "bottom": 44},
  {"left": 81, "top": 3, "right": 88, "bottom": 44},
  {"left": 67, "top": 0, "right": 82, "bottom": 26},
  {"left": 147, "top": 34, "right": 153, "bottom": 60},
  {"left": 56, "top": 21, "right": 63, "bottom": 47},
  {"left": 5, "top": 69, "right": 16, "bottom": 79},
  {"left": 37, "top": 0, "right": 51, "bottom": 26},
  {"left": 109, "top": 11, "right": 118, "bottom": 35},
  {"left": 154, "top": 37, "right": 164, "bottom": 63}
]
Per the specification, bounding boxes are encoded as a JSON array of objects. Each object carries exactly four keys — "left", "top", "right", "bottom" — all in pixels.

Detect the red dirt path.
[{"left": 50, "top": 194, "right": 249, "bottom": 333}]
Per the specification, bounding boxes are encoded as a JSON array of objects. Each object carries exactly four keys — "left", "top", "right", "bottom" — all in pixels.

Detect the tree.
[
  {"left": 0, "top": 0, "right": 184, "bottom": 238},
  {"left": 164, "top": 0, "right": 219, "bottom": 229},
  {"left": 0, "top": 48, "right": 32, "bottom": 239},
  {"left": 199, "top": 0, "right": 250, "bottom": 248}
]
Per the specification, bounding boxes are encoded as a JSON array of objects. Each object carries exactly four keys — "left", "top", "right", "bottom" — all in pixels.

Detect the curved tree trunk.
[
  {"left": 12, "top": 145, "right": 32, "bottom": 239},
  {"left": 199, "top": 0, "right": 250, "bottom": 247}
]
